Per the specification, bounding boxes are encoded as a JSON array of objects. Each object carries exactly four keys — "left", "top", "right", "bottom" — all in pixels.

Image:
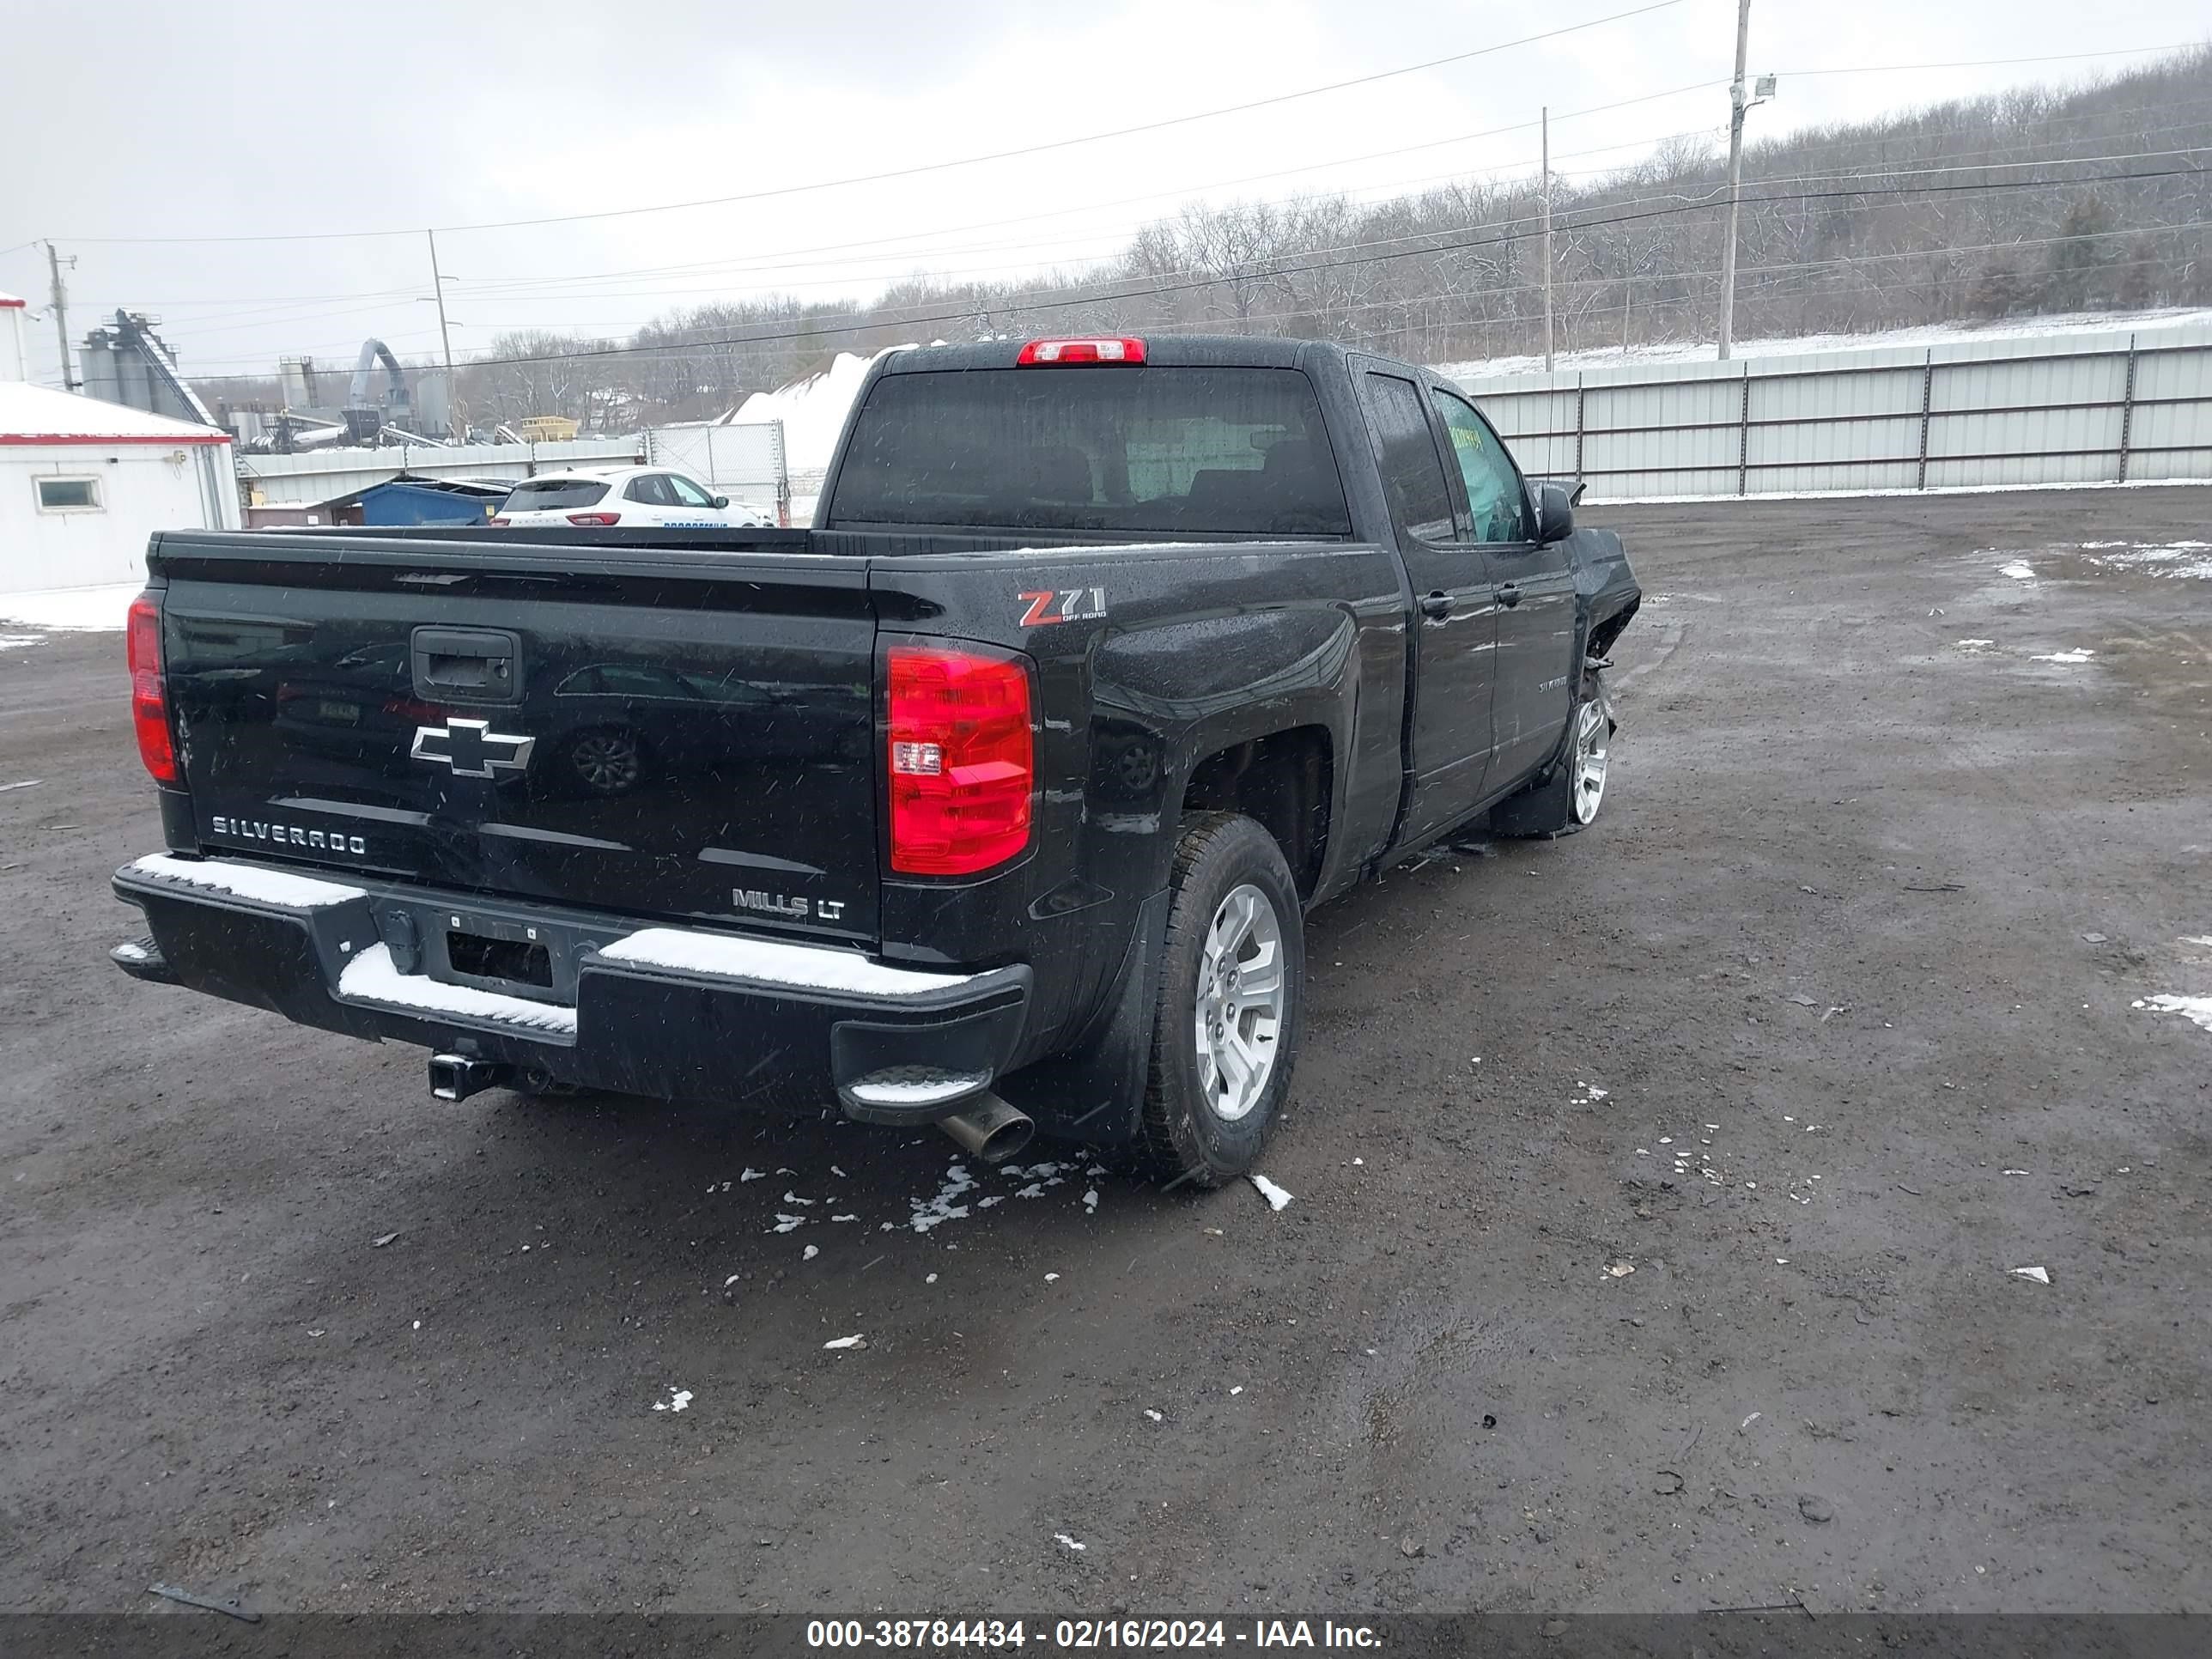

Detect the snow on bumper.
[{"left": 111, "top": 855, "right": 1029, "bottom": 1117}]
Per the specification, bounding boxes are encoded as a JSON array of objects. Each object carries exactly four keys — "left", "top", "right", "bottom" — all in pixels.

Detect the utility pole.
[
  {"left": 1717, "top": 0, "right": 1753, "bottom": 361},
  {"left": 45, "top": 241, "right": 76, "bottom": 390},
  {"left": 1541, "top": 106, "right": 1555, "bottom": 373},
  {"left": 427, "top": 228, "right": 459, "bottom": 441}
]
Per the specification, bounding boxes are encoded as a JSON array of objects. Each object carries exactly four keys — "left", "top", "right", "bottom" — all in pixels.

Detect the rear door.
[
  {"left": 1356, "top": 366, "right": 1501, "bottom": 845},
  {"left": 1428, "top": 385, "right": 1577, "bottom": 787},
  {"left": 164, "top": 544, "right": 883, "bottom": 942},
  {"left": 621, "top": 473, "right": 679, "bottom": 524},
  {"left": 500, "top": 477, "right": 609, "bottom": 523}
]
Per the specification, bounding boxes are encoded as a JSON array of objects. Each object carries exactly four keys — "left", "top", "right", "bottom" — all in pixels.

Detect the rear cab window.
[
  {"left": 825, "top": 366, "right": 1351, "bottom": 537},
  {"left": 503, "top": 479, "right": 609, "bottom": 511}
]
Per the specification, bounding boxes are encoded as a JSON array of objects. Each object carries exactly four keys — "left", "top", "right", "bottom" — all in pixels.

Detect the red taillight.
[
  {"left": 567, "top": 511, "right": 621, "bottom": 526},
  {"left": 1015, "top": 337, "right": 1146, "bottom": 366},
  {"left": 487, "top": 514, "right": 511, "bottom": 526},
  {"left": 126, "top": 592, "right": 180, "bottom": 787},
  {"left": 886, "top": 645, "right": 1034, "bottom": 876}
]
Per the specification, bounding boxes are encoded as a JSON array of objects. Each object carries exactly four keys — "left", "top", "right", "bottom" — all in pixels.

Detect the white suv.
[{"left": 492, "top": 467, "right": 775, "bottom": 528}]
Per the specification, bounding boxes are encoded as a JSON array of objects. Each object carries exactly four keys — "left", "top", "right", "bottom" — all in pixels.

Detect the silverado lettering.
[
  {"left": 112, "top": 335, "right": 1637, "bottom": 1189},
  {"left": 209, "top": 817, "right": 368, "bottom": 858}
]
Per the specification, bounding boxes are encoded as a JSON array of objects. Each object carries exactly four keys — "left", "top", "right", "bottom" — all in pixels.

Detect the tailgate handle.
[{"left": 412, "top": 626, "right": 521, "bottom": 703}]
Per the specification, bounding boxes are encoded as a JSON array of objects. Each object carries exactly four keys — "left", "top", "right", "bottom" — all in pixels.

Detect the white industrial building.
[{"left": 0, "top": 289, "right": 239, "bottom": 597}]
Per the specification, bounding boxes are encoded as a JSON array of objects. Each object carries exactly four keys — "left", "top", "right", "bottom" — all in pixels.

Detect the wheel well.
[
  {"left": 1588, "top": 598, "right": 1638, "bottom": 660},
  {"left": 1182, "top": 727, "right": 1332, "bottom": 899}
]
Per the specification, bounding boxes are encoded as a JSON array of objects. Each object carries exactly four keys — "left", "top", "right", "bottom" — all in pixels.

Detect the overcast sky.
[{"left": 2, "top": 0, "right": 2203, "bottom": 392}]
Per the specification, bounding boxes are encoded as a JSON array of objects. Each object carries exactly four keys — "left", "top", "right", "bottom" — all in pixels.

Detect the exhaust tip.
[{"left": 936, "top": 1094, "right": 1035, "bottom": 1164}]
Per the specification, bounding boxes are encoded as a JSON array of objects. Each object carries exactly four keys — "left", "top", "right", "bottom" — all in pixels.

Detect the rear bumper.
[{"left": 112, "top": 854, "right": 1029, "bottom": 1122}]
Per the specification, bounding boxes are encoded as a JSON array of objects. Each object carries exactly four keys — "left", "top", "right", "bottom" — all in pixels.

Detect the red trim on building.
[
  {"left": 0, "top": 297, "right": 27, "bottom": 309},
  {"left": 0, "top": 431, "right": 231, "bottom": 447}
]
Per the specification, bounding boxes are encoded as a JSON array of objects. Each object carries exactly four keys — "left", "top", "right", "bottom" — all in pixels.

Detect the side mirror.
[
  {"left": 1534, "top": 480, "right": 1580, "bottom": 544},
  {"left": 711, "top": 495, "right": 730, "bottom": 509}
]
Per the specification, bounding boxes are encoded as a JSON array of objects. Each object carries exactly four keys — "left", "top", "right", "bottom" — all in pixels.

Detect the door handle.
[
  {"left": 1419, "top": 591, "right": 1453, "bottom": 620},
  {"left": 1498, "top": 583, "right": 1522, "bottom": 608}
]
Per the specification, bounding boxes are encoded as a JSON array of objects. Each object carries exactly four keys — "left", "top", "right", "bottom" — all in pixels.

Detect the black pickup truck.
[{"left": 112, "top": 335, "right": 1638, "bottom": 1185}]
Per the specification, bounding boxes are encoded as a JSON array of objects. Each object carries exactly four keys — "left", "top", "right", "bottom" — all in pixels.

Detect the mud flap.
[
  {"left": 1489, "top": 665, "right": 1613, "bottom": 839},
  {"left": 994, "top": 889, "right": 1171, "bottom": 1146}
]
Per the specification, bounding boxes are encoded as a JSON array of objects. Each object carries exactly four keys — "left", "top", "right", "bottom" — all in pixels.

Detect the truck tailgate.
[{"left": 152, "top": 535, "right": 882, "bottom": 944}]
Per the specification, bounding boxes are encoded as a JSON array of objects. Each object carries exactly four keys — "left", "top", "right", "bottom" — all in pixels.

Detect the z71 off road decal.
[{"left": 1018, "top": 586, "right": 1107, "bottom": 627}]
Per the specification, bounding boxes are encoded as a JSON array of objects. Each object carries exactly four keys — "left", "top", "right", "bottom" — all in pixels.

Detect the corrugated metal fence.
[{"left": 1451, "top": 321, "right": 2212, "bottom": 501}]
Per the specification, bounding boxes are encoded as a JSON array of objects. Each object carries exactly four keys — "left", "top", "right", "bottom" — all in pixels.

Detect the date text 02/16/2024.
[{"left": 804, "top": 1620, "right": 1382, "bottom": 1649}]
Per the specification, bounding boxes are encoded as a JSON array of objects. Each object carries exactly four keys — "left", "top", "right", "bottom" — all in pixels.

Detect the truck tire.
[
  {"left": 1136, "top": 812, "right": 1306, "bottom": 1188},
  {"left": 1491, "top": 666, "right": 1613, "bottom": 838}
]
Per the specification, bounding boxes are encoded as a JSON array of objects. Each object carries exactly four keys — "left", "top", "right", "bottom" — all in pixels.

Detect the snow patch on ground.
[
  {"left": 909, "top": 1162, "right": 977, "bottom": 1233},
  {"left": 653, "top": 1387, "right": 692, "bottom": 1413},
  {"left": 1249, "top": 1173, "right": 1295, "bottom": 1211},
  {"left": 2077, "top": 541, "right": 2212, "bottom": 580},
  {"left": 0, "top": 635, "right": 40, "bottom": 651},
  {"left": 2136, "top": 994, "right": 2212, "bottom": 1033},
  {"left": 0, "top": 583, "right": 142, "bottom": 633},
  {"left": 2033, "top": 649, "right": 2095, "bottom": 665},
  {"left": 1997, "top": 561, "right": 2037, "bottom": 581}
]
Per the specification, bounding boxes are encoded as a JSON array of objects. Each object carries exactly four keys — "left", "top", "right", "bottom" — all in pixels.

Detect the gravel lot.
[{"left": 2, "top": 486, "right": 2207, "bottom": 1616}]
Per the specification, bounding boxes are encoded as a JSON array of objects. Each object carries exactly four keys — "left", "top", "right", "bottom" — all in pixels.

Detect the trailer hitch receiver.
[{"left": 428, "top": 1053, "right": 514, "bottom": 1102}]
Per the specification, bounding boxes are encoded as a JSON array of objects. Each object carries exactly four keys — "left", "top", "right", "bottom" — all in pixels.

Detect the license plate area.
[
  {"left": 447, "top": 928, "right": 552, "bottom": 988},
  {"left": 403, "top": 903, "right": 600, "bottom": 1006}
]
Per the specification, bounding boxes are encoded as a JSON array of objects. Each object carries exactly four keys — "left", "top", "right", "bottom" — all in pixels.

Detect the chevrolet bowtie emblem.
[{"left": 410, "top": 718, "right": 536, "bottom": 779}]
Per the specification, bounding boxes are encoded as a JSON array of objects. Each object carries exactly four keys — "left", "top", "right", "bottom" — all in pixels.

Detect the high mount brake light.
[
  {"left": 885, "top": 645, "right": 1035, "bottom": 877},
  {"left": 1015, "top": 337, "right": 1146, "bottom": 366},
  {"left": 126, "top": 592, "right": 180, "bottom": 787}
]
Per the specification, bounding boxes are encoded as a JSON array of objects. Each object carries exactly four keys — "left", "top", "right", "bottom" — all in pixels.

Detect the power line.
[
  {"left": 411, "top": 139, "right": 2212, "bottom": 322},
  {"left": 161, "top": 155, "right": 2212, "bottom": 376},
  {"left": 414, "top": 81, "right": 2212, "bottom": 305},
  {"left": 253, "top": 91, "right": 2212, "bottom": 326},
  {"left": 51, "top": 3, "right": 1686, "bottom": 246},
  {"left": 1773, "top": 42, "right": 2209, "bottom": 78},
  {"left": 166, "top": 166, "right": 2212, "bottom": 380},
  {"left": 173, "top": 233, "right": 2212, "bottom": 387},
  {"left": 88, "top": 114, "right": 2209, "bottom": 356},
  {"left": 106, "top": 77, "right": 2212, "bottom": 343},
  {"left": 380, "top": 138, "right": 2210, "bottom": 323}
]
